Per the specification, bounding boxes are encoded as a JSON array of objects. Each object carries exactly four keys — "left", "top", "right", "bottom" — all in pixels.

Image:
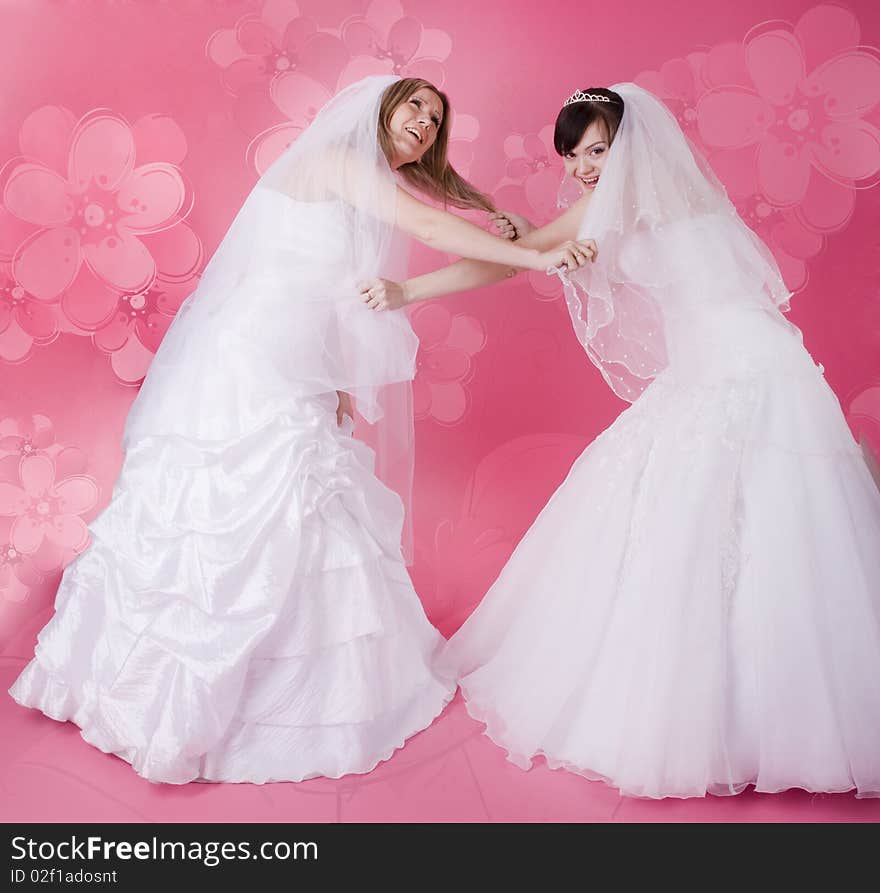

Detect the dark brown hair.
[
  {"left": 378, "top": 78, "right": 495, "bottom": 213},
  {"left": 553, "top": 87, "right": 625, "bottom": 156}
]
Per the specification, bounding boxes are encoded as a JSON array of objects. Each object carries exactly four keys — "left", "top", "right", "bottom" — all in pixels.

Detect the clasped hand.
[
  {"left": 491, "top": 209, "right": 598, "bottom": 274},
  {"left": 358, "top": 278, "right": 408, "bottom": 311},
  {"left": 358, "top": 209, "right": 597, "bottom": 312}
]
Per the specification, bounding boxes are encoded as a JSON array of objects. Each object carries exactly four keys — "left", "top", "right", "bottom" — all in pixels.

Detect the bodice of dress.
[
  {"left": 121, "top": 184, "right": 417, "bottom": 446},
  {"left": 614, "top": 214, "right": 812, "bottom": 384},
  {"left": 248, "top": 186, "right": 352, "bottom": 278}
]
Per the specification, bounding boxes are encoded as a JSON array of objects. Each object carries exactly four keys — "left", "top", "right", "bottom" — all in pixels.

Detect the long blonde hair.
[{"left": 378, "top": 78, "right": 495, "bottom": 213}]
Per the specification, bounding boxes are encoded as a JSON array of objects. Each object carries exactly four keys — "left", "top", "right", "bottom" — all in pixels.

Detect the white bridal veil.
[
  {"left": 557, "top": 82, "right": 795, "bottom": 402},
  {"left": 122, "top": 75, "right": 420, "bottom": 558}
]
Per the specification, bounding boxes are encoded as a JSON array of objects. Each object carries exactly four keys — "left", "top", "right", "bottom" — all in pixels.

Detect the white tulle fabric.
[
  {"left": 9, "top": 77, "right": 454, "bottom": 784},
  {"left": 440, "top": 87, "right": 880, "bottom": 800},
  {"left": 443, "top": 307, "right": 880, "bottom": 799},
  {"left": 558, "top": 83, "right": 793, "bottom": 403},
  {"left": 124, "top": 73, "right": 419, "bottom": 559}
]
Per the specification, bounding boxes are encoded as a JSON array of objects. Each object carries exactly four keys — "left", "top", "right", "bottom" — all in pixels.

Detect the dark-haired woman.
[
  {"left": 364, "top": 84, "right": 880, "bottom": 800},
  {"left": 9, "top": 75, "right": 594, "bottom": 785}
]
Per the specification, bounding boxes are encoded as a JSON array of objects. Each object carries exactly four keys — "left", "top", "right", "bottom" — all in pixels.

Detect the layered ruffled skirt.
[{"left": 10, "top": 372, "right": 452, "bottom": 785}]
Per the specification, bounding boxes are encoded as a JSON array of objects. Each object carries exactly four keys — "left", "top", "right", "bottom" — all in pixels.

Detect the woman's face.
[
  {"left": 387, "top": 88, "right": 444, "bottom": 168},
  {"left": 562, "top": 119, "right": 610, "bottom": 192}
]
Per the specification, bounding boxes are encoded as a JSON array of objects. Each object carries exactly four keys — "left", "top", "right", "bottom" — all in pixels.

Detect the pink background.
[{"left": 2, "top": 0, "right": 879, "bottom": 822}]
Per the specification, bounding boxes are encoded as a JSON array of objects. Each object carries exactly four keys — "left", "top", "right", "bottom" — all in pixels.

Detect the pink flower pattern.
[
  {"left": 237, "top": 0, "right": 462, "bottom": 175},
  {"left": 90, "top": 276, "right": 197, "bottom": 382},
  {"left": 498, "top": 127, "right": 561, "bottom": 223},
  {"left": 208, "top": 1, "right": 355, "bottom": 172},
  {"left": 0, "top": 414, "right": 98, "bottom": 604},
  {"left": 0, "top": 261, "right": 60, "bottom": 362},
  {"left": 707, "top": 149, "right": 828, "bottom": 292},
  {"left": 410, "top": 303, "right": 486, "bottom": 426},
  {"left": 0, "top": 107, "right": 202, "bottom": 379},
  {"left": 246, "top": 71, "right": 334, "bottom": 174},
  {"left": 636, "top": 5, "right": 880, "bottom": 292},
  {"left": 2, "top": 109, "right": 197, "bottom": 299},
  {"left": 446, "top": 112, "right": 480, "bottom": 179},
  {"left": 338, "top": 0, "right": 452, "bottom": 89},
  {"left": 206, "top": 0, "right": 350, "bottom": 97},
  {"left": 696, "top": 13, "right": 880, "bottom": 198},
  {"left": 488, "top": 127, "right": 567, "bottom": 301}
]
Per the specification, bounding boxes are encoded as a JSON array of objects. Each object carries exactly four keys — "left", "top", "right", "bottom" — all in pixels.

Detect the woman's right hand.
[
  {"left": 336, "top": 390, "right": 354, "bottom": 427},
  {"left": 535, "top": 239, "right": 598, "bottom": 273},
  {"left": 489, "top": 209, "right": 535, "bottom": 240},
  {"left": 358, "top": 277, "right": 408, "bottom": 311}
]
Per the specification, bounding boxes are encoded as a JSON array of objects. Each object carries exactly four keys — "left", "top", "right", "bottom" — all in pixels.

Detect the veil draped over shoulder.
[
  {"left": 557, "top": 82, "right": 795, "bottom": 402},
  {"left": 121, "top": 75, "right": 420, "bottom": 559}
]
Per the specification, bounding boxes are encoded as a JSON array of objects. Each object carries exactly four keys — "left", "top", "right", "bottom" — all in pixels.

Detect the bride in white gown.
[
  {"left": 8, "top": 75, "right": 592, "bottom": 785},
  {"left": 365, "top": 84, "right": 880, "bottom": 799}
]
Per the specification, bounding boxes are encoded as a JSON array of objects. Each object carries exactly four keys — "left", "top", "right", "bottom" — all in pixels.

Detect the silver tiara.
[{"left": 563, "top": 90, "right": 611, "bottom": 107}]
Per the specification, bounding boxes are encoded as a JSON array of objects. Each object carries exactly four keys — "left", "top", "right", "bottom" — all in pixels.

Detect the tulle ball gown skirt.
[
  {"left": 440, "top": 304, "right": 880, "bottom": 799},
  {"left": 9, "top": 336, "right": 454, "bottom": 785}
]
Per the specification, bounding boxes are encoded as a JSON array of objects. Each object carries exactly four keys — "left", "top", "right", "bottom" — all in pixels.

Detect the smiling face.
[
  {"left": 386, "top": 87, "right": 444, "bottom": 169},
  {"left": 562, "top": 118, "right": 611, "bottom": 192}
]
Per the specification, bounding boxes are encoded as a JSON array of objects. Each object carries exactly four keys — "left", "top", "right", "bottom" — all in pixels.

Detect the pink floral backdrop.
[{"left": 2, "top": 0, "right": 879, "bottom": 649}]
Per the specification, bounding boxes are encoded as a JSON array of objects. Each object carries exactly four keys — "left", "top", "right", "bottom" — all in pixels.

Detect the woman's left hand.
[
  {"left": 489, "top": 209, "right": 535, "bottom": 240},
  {"left": 538, "top": 238, "right": 598, "bottom": 273},
  {"left": 358, "top": 278, "right": 407, "bottom": 311},
  {"left": 336, "top": 390, "right": 354, "bottom": 427}
]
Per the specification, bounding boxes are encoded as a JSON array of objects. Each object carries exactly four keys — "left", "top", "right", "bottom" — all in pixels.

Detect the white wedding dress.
[
  {"left": 441, "top": 84, "right": 880, "bottom": 800},
  {"left": 9, "top": 180, "right": 455, "bottom": 783},
  {"left": 442, "top": 296, "right": 880, "bottom": 799}
]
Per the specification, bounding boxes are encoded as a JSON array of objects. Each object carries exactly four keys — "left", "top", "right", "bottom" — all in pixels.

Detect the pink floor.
[{"left": 4, "top": 658, "right": 878, "bottom": 824}]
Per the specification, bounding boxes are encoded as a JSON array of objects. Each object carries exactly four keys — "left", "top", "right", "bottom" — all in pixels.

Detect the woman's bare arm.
[
  {"left": 360, "top": 194, "right": 593, "bottom": 308},
  {"left": 391, "top": 185, "right": 590, "bottom": 272},
  {"left": 326, "top": 151, "right": 591, "bottom": 273}
]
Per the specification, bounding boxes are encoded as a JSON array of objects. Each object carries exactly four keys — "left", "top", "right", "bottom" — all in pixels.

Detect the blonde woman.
[{"left": 9, "top": 75, "right": 593, "bottom": 785}]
